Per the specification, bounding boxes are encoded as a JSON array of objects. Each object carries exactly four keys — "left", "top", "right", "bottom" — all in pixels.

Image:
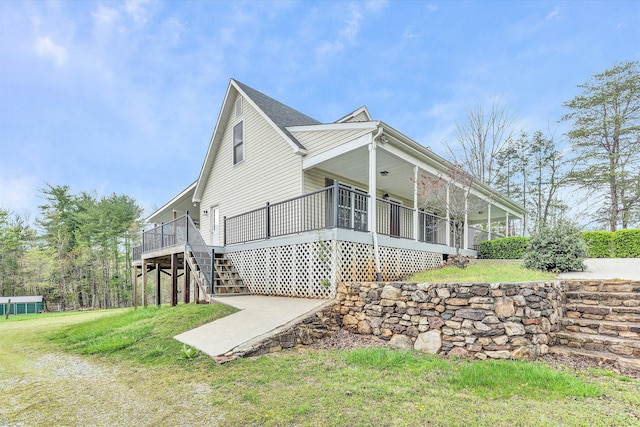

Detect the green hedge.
[
  {"left": 477, "top": 236, "right": 530, "bottom": 259},
  {"left": 582, "top": 231, "right": 613, "bottom": 258},
  {"left": 613, "top": 229, "right": 640, "bottom": 258},
  {"left": 478, "top": 229, "right": 640, "bottom": 259}
]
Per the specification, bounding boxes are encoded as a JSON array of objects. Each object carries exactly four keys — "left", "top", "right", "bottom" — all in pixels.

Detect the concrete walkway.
[
  {"left": 558, "top": 258, "right": 640, "bottom": 280},
  {"left": 174, "top": 295, "right": 330, "bottom": 357}
]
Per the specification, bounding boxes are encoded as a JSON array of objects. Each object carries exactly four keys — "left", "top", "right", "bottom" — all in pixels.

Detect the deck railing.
[
  {"left": 418, "top": 211, "right": 447, "bottom": 245},
  {"left": 132, "top": 214, "right": 214, "bottom": 293},
  {"left": 224, "top": 182, "right": 369, "bottom": 245},
  {"left": 376, "top": 198, "right": 415, "bottom": 240}
]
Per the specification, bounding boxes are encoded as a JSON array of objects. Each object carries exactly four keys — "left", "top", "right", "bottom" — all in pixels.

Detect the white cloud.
[
  {"left": 403, "top": 26, "right": 421, "bottom": 40},
  {"left": 315, "top": 4, "right": 366, "bottom": 58},
  {"left": 545, "top": 6, "right": 560, "bottom": 21},
  {"left": 35, "top": 36, "right": 67, "bottom": 67},
  {"left": 0, "top": 175, "right": 39, "bottom": 216},
  {"left": 125, "top": 0, "right": 151, "bottom": 26},
  {"left": 426, "top": 4, "right": 438, "bottom": 12}
]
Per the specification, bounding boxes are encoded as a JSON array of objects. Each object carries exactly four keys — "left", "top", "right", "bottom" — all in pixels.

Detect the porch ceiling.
[{"left": 306, "top": 145, "right": 515, "bottom": 223}]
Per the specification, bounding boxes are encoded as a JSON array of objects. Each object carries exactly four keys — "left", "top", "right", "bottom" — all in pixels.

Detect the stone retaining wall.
[{"left": 337, "top": 281, "right": 564, "bottom": 359}]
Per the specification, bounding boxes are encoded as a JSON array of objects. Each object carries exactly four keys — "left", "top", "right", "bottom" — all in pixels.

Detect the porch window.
[{"left": 233, "top": 121, "right": 244, "bottom": 165}]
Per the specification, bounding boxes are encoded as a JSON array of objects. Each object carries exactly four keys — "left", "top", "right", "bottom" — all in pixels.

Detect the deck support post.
[
  {"left": 170, "top": 253, "right": 178, "bottom": 306},
  {"left": 183, "top": 252, "right": 190, "bottom": 304},
  {"left": 133, "top": 266, "right": 138, "bottom": 310},
  {"left": 155, "top": 263, "right": 161, "bottom": 307},
  {"left": 142, "top": 260, "right": 147, "bottom": 308}
]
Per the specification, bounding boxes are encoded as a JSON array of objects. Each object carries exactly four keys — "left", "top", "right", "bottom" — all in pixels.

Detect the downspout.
[{"left": 370, "top": 126, "right": 384, "bottom": 282}]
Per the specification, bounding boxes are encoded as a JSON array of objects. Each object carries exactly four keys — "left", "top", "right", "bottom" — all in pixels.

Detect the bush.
[
  {"left": 613, "top": 229, "right": 640, "bottom": 258},
  {"left": 523, "top": 222, "right": 587, "bottom": 273},
  {"left": 582, "top": 231, "right": 614, "bottom": 258},
  {"left": 477, "top": 236, "right": 530, "bottom": 259}
]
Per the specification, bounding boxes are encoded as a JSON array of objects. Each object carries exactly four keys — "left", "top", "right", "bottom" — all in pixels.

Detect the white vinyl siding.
[
  {"left": 200, "top": 94, "right": 303, "bottom": 244},
  {"left": 291, "top": 128, "right": 372, "bottom": 157},
  {"left": 344, "top": 110, "right": 370, "bottom": 122},
  {"left": 304, "top": 168, "right": 412, "bottom": 205}
]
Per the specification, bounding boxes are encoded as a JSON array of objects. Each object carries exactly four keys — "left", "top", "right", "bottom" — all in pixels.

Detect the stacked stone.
[
  {"left": 228, "top": 305, "right": 341, "bottom": 358},
  {"left": 337, "top": 281, "right": 563, "bottom": 360}
]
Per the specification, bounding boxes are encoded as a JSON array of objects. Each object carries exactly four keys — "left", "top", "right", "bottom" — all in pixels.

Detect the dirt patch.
[
  {"left": 539, "top": 353, "right": 639, "bottom": 379},
  {"left": 311, "top": 329, "right": 386, "bottom": 350}
]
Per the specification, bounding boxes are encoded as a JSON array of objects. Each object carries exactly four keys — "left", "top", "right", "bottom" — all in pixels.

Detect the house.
[{"left": 132, "top": 79, "right": 526, "bottom": 304}]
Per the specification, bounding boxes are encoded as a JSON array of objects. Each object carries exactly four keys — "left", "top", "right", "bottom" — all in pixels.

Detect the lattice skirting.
[{"left": 226, "top": 240, "right": 443, "bottom": 298}]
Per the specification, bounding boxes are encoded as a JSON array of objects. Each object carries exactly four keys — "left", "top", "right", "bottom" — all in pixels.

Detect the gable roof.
[
  {"left": 194, "top": 79, "right": 321, "bottom": 203},
  {"left": 335, "top": 106, "right": 372, "bottom": 123},
  {"left": 233, "top": 80, "right": 321, "bottom": 150}
]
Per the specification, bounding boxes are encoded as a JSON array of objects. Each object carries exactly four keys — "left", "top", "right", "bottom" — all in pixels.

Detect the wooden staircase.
[
  {"left": 185, "top": 250, "right": 214, "bottom": 303},
  {"left": 213, "top": 252, "right": 250, "bottom": 295},
  {"left": 550, "top": 280, "right": 640, "bottom": 370}
]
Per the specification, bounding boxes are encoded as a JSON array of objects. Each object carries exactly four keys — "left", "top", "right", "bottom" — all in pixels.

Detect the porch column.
[
  {"left": 505, "top": 211, "right": 510, "bottom": 237},
  {"left": 445, "top": 186, "right": 451, "bottom": 246},
  {"left": 368, "top": 141, "right": 377, "bottom": 233},
  {"left": 413, "top": 166, "right": 419, "bottom": 241},
  {"left": 463, "top": 199, "right": 469, "bottom": 250},
  {"left": 487, "top": 204, "right": 492, "bottom": 240}
]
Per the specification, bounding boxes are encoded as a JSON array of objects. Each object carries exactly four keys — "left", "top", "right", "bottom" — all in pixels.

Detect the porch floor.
[{"left": 174, "top": 295, "right": 331, "bottom": 357}]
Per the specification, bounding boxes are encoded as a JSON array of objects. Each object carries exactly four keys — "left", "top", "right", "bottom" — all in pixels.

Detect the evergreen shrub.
[
  {"left": 582, "top": 231, "right": 613, "bottom": 258},
  {"left": 477, "top": 236, "right": 529, "bottom": 259},
  {"left": 524, "top": 222, "right": 587, "bottom": 273},
  {"left": 613, "top": 229, "right": 640, "bottom": 258}
]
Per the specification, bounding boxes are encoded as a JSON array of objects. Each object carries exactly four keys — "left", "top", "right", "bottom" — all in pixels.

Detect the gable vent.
[{"left": 235, "top": 97, "right": 243, "bottom": 117}]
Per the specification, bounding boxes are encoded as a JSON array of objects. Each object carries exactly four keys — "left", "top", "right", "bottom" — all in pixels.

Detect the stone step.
[
  {"left": 560, "top": 318, "right": 640, "bottom": 339},
  {"left": 564, "top": 304, "right": 640, "bottom": 322},
  {"left": 554, "top": 331, "right": 640, "bottom": 358},
  {"left": 565, "top": 281, "right": 640, "bottom": 293},
  {"left": 548, "top": 345, "right": 640, "bottom": 371},
  {"left": 565, "top": 291, "right": 640, "bottom": 307}
]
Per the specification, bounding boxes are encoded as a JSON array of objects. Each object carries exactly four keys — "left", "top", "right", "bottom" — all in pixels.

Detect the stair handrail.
[{"left": 184, "top": 214, "right": 214, "bottom": 294}]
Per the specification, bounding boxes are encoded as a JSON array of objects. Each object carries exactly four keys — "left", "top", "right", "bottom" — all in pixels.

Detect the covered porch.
[{"left": 224, "top": 123, "right": 525, "bottom": 253}]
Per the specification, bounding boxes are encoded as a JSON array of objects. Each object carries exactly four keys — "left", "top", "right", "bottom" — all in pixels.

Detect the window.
[
  {"left": 235, "top": 97, "right": 243, "bottom": 117},
  {"left": 233, "top": 121, "right": 244, "bottom": 164}
]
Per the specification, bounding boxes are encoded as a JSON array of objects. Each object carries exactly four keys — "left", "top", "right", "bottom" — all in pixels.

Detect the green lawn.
[
  {"left": 1, "top": 306, "right": 638, "bottom": 426},
  {"left": 408, "top": 260, "right": 558, "bottom": 283}
]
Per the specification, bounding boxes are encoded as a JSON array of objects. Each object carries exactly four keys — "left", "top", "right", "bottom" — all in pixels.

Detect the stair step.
[
  {"left": 560, "top": 318, "right": 640, "bottom": 338},
  {"left": 554, "top": 331, "right": 640, "bottom": 358},
  {"left": 564, "top": 304, "right": 640, "bottom": 322},
  {"left": 566, "top": 291, "right": 640, "bottom": 307},
  {"left": 548, "top": 345, "right": 640, "bottom": 371},
  {"left": 565, "top": 281, "right": 640, "bottom": 293}
]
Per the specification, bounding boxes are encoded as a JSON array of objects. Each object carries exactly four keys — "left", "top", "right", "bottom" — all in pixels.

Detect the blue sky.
[{"left": 1, "top": 0, "right": 639, "bottom": 220}]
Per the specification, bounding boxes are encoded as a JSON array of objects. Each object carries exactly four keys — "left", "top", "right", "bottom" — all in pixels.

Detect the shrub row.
[
  {"left": 476, "top": 236, "right": 529, "bottom": 259},
  {"left": 477, "top": 229, "right": 640, "bottom": 259}
]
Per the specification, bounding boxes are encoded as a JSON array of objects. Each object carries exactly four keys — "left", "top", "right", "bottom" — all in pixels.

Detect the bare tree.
[
  {"left": 416, "top": 165, "right": 490, "bottom": 267},
  {"left": 446, "top": 101, "right": 519, "bottom": 186}
]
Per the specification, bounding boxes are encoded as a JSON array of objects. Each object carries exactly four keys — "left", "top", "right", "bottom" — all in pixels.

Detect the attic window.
[
  {"left": 235, "top": 97, "right": 243, "bottom": 117},
  {"left": 233, "top": 121, "right": 244, "bottom": 164}
]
